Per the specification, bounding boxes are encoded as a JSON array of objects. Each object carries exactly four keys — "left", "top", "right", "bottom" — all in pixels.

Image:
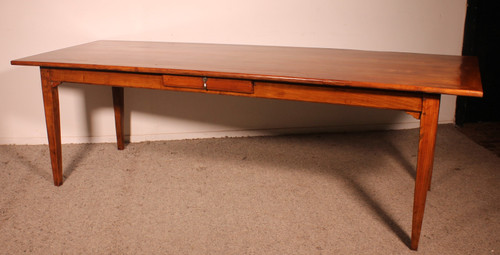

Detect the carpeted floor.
[
  {"left": 0, "top": 124, "right": 498, "bottom": 254},
  {"left": 457, "top": 121, "right": 500, "bottom": 157}
]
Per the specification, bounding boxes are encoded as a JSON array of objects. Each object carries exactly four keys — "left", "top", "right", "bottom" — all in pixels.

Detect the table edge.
[{"left": 10, "top": 60, "right": 483, "bottom": 98}]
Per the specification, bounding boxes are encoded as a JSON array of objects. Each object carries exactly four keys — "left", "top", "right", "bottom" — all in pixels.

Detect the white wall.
[{"left": 0, "top": 0, "right": 467, "bottom": 145}]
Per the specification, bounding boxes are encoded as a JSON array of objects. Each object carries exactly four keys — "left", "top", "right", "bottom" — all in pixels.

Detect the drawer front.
[
  {"left": 162, "top": 75, "right": 254, "bottom": 94},
  {"left": 162, "top": 75, "right": 204, "bottom": 89},
  {"left": 206, "top": 78, "right": 254, "bottom": 94}
]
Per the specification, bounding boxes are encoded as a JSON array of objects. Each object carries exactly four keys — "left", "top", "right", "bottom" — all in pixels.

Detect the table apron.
[{"left": 46, "top": 68, "right": 424, "bottom": 113}]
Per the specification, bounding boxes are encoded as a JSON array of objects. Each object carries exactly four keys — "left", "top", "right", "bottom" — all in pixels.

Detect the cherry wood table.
[{"left": 11, "top": 40, "right": 482, "bottom": 250}]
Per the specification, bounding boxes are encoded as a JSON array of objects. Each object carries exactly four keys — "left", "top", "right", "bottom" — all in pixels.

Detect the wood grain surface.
[{"left": 11, "top": 40, "right": 482, "bottom": 97}]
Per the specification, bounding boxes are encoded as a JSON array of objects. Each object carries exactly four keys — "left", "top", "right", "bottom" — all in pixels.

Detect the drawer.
[
  {"left": 206, "top": 78, "right": 253, "bottom": 94},
  {"left": 162, "top": 75, "right": 254, "bottom": 94},
  {"left": 162, "top": 74, "right": 204, "bottom": 89}
]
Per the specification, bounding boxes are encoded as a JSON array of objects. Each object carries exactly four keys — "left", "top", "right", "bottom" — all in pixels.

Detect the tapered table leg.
[
  {"left": 40, "top": 68, "right": 63, "bottom": 186},
  {"left": 410, "top": 94, "right": 440, "bottom": 250},
  {"left": 112, "top": 87, "right": 125, "bottom": 150}
]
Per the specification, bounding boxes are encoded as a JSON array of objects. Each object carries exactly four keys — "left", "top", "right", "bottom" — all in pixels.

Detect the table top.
[{"left": 11, "top": 40, "right": 482, "bottom": 97}]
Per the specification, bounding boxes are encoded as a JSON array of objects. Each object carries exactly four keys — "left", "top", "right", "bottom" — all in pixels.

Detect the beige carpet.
[{"left": 0, "top": 124, "right": 498, "bottom": 254}]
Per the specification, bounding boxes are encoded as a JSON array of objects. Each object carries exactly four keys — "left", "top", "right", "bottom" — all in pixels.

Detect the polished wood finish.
[
  {"left": 162, "top": 74, "right": 254, "bottom": 93},
  {"left": 411, "top": 94, "right": 440, "bottom": 250},
  {"left": 11, "top": 41, "right": 483, "bottom": 250},
  {"left": 112, "top": 87, "right": 125, "bottom": 150},
  {"left": 40, "top": 68, "right": 63, "bottom": 186},
  {"left": 163, "top": 74, "right": 204, "bottom": 89},
  {"left": 11, "top": 40, "right": 482, "bottom": 97},
  {"left": 254, "top": 82, "right": 423, "bottom": 112},
  {"left": 44, "top": 68, "right": 424, "bottom": 112},
  {"left": 206, "top": 78, "right": 254, "bottom": 94}
]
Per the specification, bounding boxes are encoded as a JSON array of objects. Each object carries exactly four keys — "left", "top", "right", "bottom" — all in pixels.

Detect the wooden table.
[{"left": 11, "top": 40, "right": 483, "bottom": 250}]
